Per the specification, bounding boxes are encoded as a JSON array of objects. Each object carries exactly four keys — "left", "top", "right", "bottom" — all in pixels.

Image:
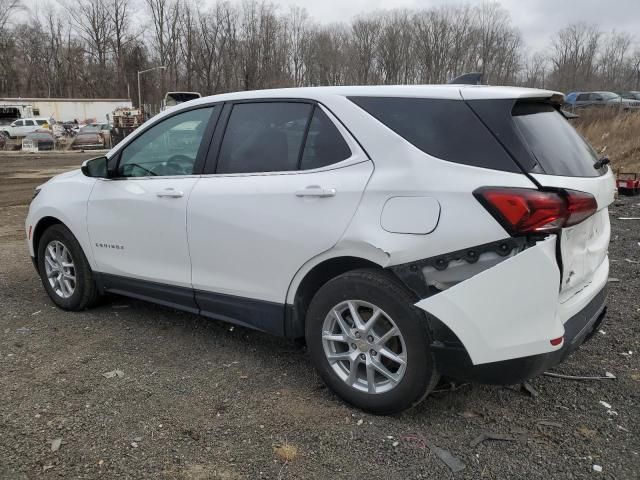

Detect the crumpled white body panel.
[{"left": 415, "top": 237, "right": 565, "bottom": 365}]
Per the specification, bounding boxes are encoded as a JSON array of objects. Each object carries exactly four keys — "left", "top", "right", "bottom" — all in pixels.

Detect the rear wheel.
[
  {"left": 37, "top": 224, "right": 99, "bottom": 310},
  {"left": 306, "top": 269, "right": 439, "bottom": 414}
]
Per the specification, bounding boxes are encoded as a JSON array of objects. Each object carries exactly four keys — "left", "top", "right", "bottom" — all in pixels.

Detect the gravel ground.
[{"left": 0, "top": 152, "right": 638, "bottom": 479}]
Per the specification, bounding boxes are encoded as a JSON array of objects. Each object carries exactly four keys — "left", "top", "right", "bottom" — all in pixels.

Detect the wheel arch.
[
  {"left": 32, "top": 216, "right": 67, "bottom": 262},
  {"left": 284, "top": 247, "right": 392, "bottom": 338}
]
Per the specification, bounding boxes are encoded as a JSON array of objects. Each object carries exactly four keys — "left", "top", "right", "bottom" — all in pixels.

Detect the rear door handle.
[
  {"left": 295, "top": 186, "right": 336, "bottom": 198},
  {"left": 156, "top": 188, "right": 184, "bottom": 198}
]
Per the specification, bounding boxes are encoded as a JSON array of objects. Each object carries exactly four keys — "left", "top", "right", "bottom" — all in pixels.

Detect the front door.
[
  {"left": 87, "top": 105, "right": 218, "bottom": 298},
  {"left": 188, "top": 102, "right": 373, "bottom": 334}
]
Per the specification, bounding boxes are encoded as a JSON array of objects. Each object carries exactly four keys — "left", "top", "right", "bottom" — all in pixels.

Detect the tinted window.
[
  {"left": 512, "top": 102, "right": 602, "bottom": 177},
  {"left": 576, "top": 94, "right": 588, "bottom": 101},
  {"left": 36, "top": 120, "right": 47, "bottom": 125},
  {"left": 217, "top": 102, "right": 312, "bottom": 174},
  {"left": 300, "top": 108, "right": 351, "bottom": 170},
  {"left": 349, "top": 97, "right": 517, "bottom": 172},
  {"left": 14, "top": 120, "right": 23, "bottom": 126},
  {"left": 25, "top": 120, "right": 35, "bottom": 126},
  {"left": 118, "top": 107, "right": 214, "bottom": 177}
]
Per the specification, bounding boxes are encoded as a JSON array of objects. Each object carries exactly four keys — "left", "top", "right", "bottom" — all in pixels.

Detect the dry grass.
[{"left": 573, "top": 108, "right": 640, "bottom": 173}]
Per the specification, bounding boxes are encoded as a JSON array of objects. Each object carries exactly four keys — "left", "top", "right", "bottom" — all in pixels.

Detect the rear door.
[
  {"left": 187, "top": 101, "right": 373, "bottom": 334},
  {"left": 510, "top": 102, "right": 615, "bottom": 302}
]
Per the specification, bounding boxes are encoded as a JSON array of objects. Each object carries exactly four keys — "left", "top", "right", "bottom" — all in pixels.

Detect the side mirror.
[{"left": 81, "top": 156, "right": 110, "bottom": 178}]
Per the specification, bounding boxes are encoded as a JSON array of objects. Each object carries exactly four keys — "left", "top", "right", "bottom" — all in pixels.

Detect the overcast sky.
[
  {"left": 207, "top": 0, "right": 640, "bottom": 51},
  {"left": 18, "top": 0, "right": 640, "bottom": 52}
]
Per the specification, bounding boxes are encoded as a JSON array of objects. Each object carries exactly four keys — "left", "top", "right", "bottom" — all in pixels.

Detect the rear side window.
[
  {"left": 512, "top": 102, "right": 602, "bottom": 177},
  {"left": 300, "top": 108, "right": 351, "bottom": 170},
  {"left": 349, "top": 97, "right": 519, "bottom": 172},
  {"left": 217, "top": 102, "right": 312, "bottom": 174},
  {"left": 36, "top": 120, "right": 47, "bottom": 125}
]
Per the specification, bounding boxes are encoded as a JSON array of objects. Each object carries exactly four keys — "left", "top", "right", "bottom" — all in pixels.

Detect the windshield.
[
  {"left": 512, "top": 102, "right": 603, "bottom": 177},
  {"left": 599, "top": 92, "right": 619, "bottom": 100}
]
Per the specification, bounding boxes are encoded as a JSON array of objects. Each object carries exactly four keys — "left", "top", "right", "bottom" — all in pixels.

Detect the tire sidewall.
[{"left": 306, "top": 270, "right": 438, "bottom": 414}]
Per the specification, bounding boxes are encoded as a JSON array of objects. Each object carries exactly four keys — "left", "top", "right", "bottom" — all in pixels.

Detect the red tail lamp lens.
[
  {"left": 550, "top": 336, "right": 564, "bottom": 346},
  {"left": 474, "top": 187, "right": 597, "bottom": 235},
  {"left": 565, "top": 190, "right": 598, "bottom": 227}
]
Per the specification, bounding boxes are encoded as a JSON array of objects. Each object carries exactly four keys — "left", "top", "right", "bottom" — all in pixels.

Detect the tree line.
[{"left": 1, "top": 0, "right": 639, "bottom": 110}]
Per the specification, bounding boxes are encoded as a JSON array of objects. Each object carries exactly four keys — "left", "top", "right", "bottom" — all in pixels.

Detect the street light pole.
[{"left": 137, "top": 65, "right": 167, "bottom": 112}]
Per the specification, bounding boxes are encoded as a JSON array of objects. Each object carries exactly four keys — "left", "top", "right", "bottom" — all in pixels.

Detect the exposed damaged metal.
[{"left": 389, "top": 237, "right": 535, "bottom": 298}]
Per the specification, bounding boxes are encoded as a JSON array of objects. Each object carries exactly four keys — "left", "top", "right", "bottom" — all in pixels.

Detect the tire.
[
  {"left": 305, "top": 268, "right": 439, "bottom": 414},
  {"left": 37, "top": 224, "right": 99, "bottom": 311}
]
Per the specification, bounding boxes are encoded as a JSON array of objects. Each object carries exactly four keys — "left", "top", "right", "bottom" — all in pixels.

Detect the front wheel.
[
  {"left": 37, "top": 224, "right": 99, "bottom": 310},
  {"left": 305, "top": 269, "right": 439, "bottom": 414}
]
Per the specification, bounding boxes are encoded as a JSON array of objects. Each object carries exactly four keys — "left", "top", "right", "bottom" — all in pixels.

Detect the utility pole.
[{"left": 137, "top": 65, "right": 167, "bottom": 112}]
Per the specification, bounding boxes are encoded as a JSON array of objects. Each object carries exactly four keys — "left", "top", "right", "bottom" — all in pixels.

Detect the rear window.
[
  {"left": 512, "top": 103, "right": 602, "bottom": 177},
  {"left": 348, "top": 96, "right": 520, "bottom": 172}
]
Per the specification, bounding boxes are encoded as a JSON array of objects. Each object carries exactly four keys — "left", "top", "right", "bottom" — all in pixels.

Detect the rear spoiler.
[{"left": 448, "top": 72, "right": 483, "bottom": 85}]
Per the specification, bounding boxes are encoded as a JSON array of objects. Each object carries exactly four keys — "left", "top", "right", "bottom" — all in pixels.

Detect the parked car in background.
[
  {"left": 71, "top": 126, "right": 105, "bottom": 150},
  {"left": 23, "top": 130, "right": 55, "bottom": 151},
  {"left": 1, "top": 117, "right": 54, "bottom": 138},
  {"left": 27, "top": 85, "right": 614, "bottom": 414},
  {"left": 617, "top": 91, "right": 640, "bottom": 101},
  {"left": 566, "top": 91, "right": 640, "bottom": 110}
]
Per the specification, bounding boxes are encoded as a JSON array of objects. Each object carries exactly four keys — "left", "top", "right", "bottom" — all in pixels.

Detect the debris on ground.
[
  {"left": 274, "top": 443, "right": 298, "bottom": 463},
  {"left": 102, "top": 369, "right": 124, "bottom": 379},
  {"left": 16, "top": 327, "right": 31, "bottom": 334},
  {"left": 50, "top": 437, "right": 62, "bottom": 452},
  {"left": 401, "top": 435, "right": 465, "bottom": 473},
  {"left": 426, "top": 442, "right": 465, "bottom": 473},
  {"left": 593, "top": 464, "right": 603, "bottom": 472},
  {"left": 521, "top": 381, "right": 539, "bottom": 397},
  {"left": 470, "top": 432, "right": 517, "bottom": 448},
  {"left": 599, "top": 401, "right": 612, "bottom": 409},
  {"left": 577, "top": 426, "right": 597, "bottom": 438},
  {"left": 543, "top": 371, "right": 616, "bottom": 380},
  {"left": 536, "top": 420, "right": 562, "bottom": 429},
  {"left": 130, "top": 442, "right": 138, "bottom": 448},
  {"left": 607, "top": 277, "right": 620, "bottom": 282}
]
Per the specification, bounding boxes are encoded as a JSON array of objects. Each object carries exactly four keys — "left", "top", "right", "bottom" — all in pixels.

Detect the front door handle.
[
  {"left": 156, "top": 188, "right": 184, "bottom": 198},
  {"left": 295, "top": 186, "right": 337, "bottom": 198}
]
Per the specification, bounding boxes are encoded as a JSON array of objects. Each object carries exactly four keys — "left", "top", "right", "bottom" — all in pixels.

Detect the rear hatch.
[
  {"left": 510, "top": 102, "right": 615, "bottom": 301},
  {"left": 465, "top": 93, "right": 615, "bottom": 303}
]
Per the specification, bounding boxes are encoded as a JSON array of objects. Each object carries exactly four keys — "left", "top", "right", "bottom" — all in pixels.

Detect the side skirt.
[{"left": 94, "top": 273, "right": 286, "bottom": 336}]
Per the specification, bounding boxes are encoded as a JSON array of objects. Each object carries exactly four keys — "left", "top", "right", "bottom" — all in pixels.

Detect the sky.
[
  {"left": 204, "top": 0, "right": 640, "bottom": 51},
  {"left": 17, "top": 0, "right": 640, "bottom": 52}
]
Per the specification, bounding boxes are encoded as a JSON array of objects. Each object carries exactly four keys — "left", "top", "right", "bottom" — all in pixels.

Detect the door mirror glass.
[{"left": 81, "top": 156, "right": 109, "bottom": 178}]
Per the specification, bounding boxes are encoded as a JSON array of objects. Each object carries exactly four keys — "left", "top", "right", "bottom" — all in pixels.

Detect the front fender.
[{"left": 26, "top": 172, "right": 96, "bottom": 268}]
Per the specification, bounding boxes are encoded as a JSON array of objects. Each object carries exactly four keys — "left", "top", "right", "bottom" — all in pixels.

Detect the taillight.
[{"left": 474, "top": 187, "right": 597, "bottom": 235}]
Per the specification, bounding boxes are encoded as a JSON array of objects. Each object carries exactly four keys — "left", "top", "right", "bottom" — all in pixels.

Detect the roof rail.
[{"left": 448, "top": 72, "right": 483, "bottom": 85}]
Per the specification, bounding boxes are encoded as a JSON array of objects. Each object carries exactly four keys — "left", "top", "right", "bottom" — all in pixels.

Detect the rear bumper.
[{"left": 431, "top": 287, "right": 607, "bottom": 385}]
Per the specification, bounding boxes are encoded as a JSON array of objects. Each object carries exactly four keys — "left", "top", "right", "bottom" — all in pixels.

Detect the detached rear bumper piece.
[{"left": 430, "top": 287, "right": 607, "bottom": 385}]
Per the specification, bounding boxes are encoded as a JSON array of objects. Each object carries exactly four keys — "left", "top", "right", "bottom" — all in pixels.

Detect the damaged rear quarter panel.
[{"left": 415, "top": 236, "right": 564, "bottom": 365}]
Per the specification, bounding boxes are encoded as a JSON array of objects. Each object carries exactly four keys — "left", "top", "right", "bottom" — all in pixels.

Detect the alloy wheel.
[
  {"left": 43, "top": 240, "right": 76, "bottom": 299},
  {"left": 321, "top": 300, "right": 407, "bottom": 394}
]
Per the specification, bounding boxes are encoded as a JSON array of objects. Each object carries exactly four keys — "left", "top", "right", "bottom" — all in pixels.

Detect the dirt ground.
[{"left": 0, "top": 152, "right": 638, "bottom": 479}]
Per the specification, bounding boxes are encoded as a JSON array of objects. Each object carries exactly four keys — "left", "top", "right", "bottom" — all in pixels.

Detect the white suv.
[
  {"left": 26, "top": 86, "right": 614, "bottom": 413},
  {"left": 2, "top": 117, "right": 53, "bottom": 138}
]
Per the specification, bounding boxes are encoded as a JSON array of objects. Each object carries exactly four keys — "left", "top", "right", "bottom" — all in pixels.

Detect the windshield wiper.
[{"left": 593, "top": 156, "right": 610, "bottom": 169}]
